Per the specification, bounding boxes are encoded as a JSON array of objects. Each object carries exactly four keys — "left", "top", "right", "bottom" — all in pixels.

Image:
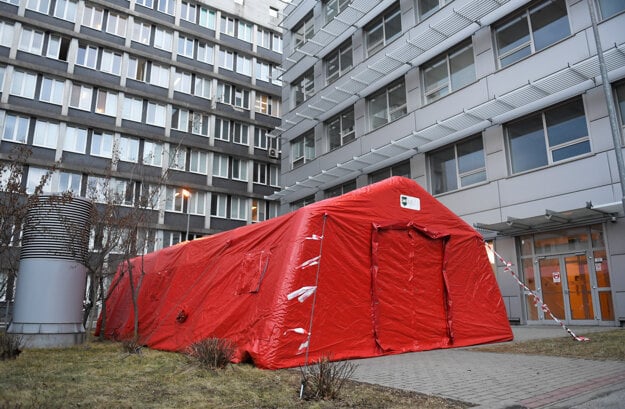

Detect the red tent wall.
[{"left": 97, "top": 177, "right": 512, "bottom": 369}]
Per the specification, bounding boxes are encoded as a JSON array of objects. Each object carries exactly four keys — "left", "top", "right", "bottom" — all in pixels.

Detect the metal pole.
[{"left": 588, "top": 1, "right": 625, "bottom": 214}]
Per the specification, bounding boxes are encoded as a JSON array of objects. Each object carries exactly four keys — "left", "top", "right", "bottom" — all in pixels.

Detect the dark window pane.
[
  {"left": 508, "top": 115, "right": 548, "bottom": 173},
  {"left": 552, "top": 140, "right": 591, "bottom": 162},
  {"left": 545, "top": 99, "right": 587, "bottom": 147},
  {"left": 530, "top": 0, "right": 570, "bottom": 51},
  {"left": 431, "top": 147, "right": 457, "bottom": 194},
  {"left": 597, "top": 0, "right": 625, "bottom": 20},
  {"left": 457, "top": 136, "right": 484, "bottom": 174},
  {"left": 496, "top": 14, "right": 530, "bottom": 56}
]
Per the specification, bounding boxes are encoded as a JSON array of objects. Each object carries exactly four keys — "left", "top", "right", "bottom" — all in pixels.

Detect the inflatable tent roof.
[{"left": 98, "top": 177, "right": 512, "bottom": 369}]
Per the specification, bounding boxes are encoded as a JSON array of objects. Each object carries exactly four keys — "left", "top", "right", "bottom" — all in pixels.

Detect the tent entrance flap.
[{"left": 371, "top": 225, "right": 450, "bottom": 352}]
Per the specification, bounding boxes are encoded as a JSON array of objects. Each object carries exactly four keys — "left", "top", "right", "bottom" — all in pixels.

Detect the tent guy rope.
[{"left": 484, "top": 242, "right": 590, "bottom": 342}]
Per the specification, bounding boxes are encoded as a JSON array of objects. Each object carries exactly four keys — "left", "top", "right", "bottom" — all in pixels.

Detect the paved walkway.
[{"left": 348, "top": 326, "right": 625, "bottom": 408}]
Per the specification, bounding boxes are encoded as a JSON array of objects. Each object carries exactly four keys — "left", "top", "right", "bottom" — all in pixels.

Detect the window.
[
  {"left": 199, "top": 7, "right": 216, "bottom": 29},
  {"left": 0, "top": 21, "right": 14, "bottom": 48},
  {"left": 26, "top": 167, "right": 52, "bottom": 194},
  {"left": 146, "top": 102, "right": 166, "bottom": 127},
  {"left": 132, "top": 21, "right": 151, "bottom": 45},
  {"left": 64, "top": 125, "right": 87, "bottom": 153},
  {"left": 2, "top": 114, "right": 29, "bottom": 143},
  {"left": 165, "top": 187, "right": 185, "bottom": 212},
  {"left": 251, "top": 199, "right": 267, "bottom": 223},
  {"left": 255, "top": 93, "right": 279, "bottom": 116},
  {"left": 189, "top": 150, "right": 208, "bottom": 174},
  {"left": 194, "top": 77, "right": 211, "bottom": 99},
  {"left": 214, "top": 118, "right": 230, "bottom": 141},
  {"left": 597, "top": 0, "right": 625, "bottom": 19},
  {"left": 168, "top": 147, "right": 186, "bottom": 171},
  {"left": 76, "top": 44, "right": 98, "bottom": 69},
  {"left": 100, "top": 50, "right": 122, "bottom": 76},
  {"left": 255, "top": 61, "right": 270, "bottom": 82},
  {"left": 232, "top": 123, "right": 249, "bottom": 145},
  {"left": 10, "top": 70, "right": 37, "bottom": 99},
  {"left": 417, "top": 0, "right": 450, "bottom": 21},
  {"left": 39, "top": 77, "right": 65, "bottom": 105},
  {"left": 494, "top": 0, "right": 570, "bottom": 68},
  {"left": 59, "top": 171, "right": 81, "bottom": 193},
  {"left": 325, "top": 41, "right": 352, "bottom": 84},
  {"left": 82, "top": 5, "right": 103, "bottom": 30},
  {"left": 507, "top": 98, "right": 590, "bottom": 174},
  {"left": 174, "top": 70, "right": 192, "bottom": 94},
  {"left": 269, "top": 6, "right": 279, "bottom": 18},
  {"left": 220, "top": 15, "right": 235, "bottom": 36},
  {"left": 253, "top": 162, "right": 268, "bottom": 185},
  {"left": 219, "top": 49, "right": 234, "bottom": 70},
  {"left": 423, "top": 41, "right": 475, "bottom": 103},
  {"left": 256, "top": 28, "right": 271, "bottom": 49},
  {"left": 291, "top": 195, "right": 315, "bottom": 210},
  {"left": 54, "top": 0, "right": 77, "bottom": 22},
  {"left": 368, "top": 79, "right": 407, "bottom": 130},
  {"left": 181, "top": 1, "right": 196, "bottom": 22},
  {"left": 197, "top": 42, "right": 214, "bottom": 64},
  {"left": 135, "top": 0, "right": 153, "bottom": 9},
  {"left": 127, "top": 56, "right": 147, "bottom": 81},
  {"left": 178, "top": 35, "right": 194, "bottom": 58},
  {"left": 143, "top": 141, "right": 162, "bottom": 167},
  {"left": 272, "top": 34, "right": 282, "bottom": 53},
  {"left": 95, "top": 89, "right": 117, "bottom": 116},
  {"left": 430, "top": 135, "right": 485, "bottom": 194},
  {"left": 237, "top": 21, "right": 252, "bottom": 42},
  {"left": 91, "top": 131, "right": 114, "bottom": 158},
  {"left": 157, "top": 0, "right": 174, "bottom": 15},
  {"left": 235, "top": 54, "right": 252, "bottom": 76},
  {"left": 122, "top": 96, "right": 143, "bottom": 122},
  {"left": 117, "top": 136, "right": 139, "bottom": 162},
  {"left": 191, "top": 112, "right": 209, "bottom": 136},
  {"left": 211, "top": 193, "right": 227, "bottom": 218},
  {"left": 33, "top": 120, "right": 59, "bottom": 149},
  {"left": 365, "top": 5, "right": 401, "bottom": 56},
  {"left": 150, "top": 64, "right": 170, "bottom": 88},
  {"left": 217, "top": 82, "right": 250, "bottom": 109},
  {"left": 171, "top": 107, "right": 189, "bottom": 132},
  {"left": 617, "top": 82, "right": 625, "bottom": 128},
  {"left": 18, "top": 27, "right": 44, "bottom": 55},
  {"left": 189, "top": 191, "right": 205, "bottom": 215},
  {"left": 254, "top": 128, "right": 268, "bottom": 150},
  {"left": 325, "top": 180, "right": 356, "bottom": 198},
  {"left": 293, "top": 13, "right": 314, "bottom": 48},
  {"left": 106, "top": 12, "right": 127, "bottom": 37},
  {"left": 327, "top": 108, "right": 355, "bottom": 151},
  {"left": 26, "top": 0, "right": 50, "bottom": 14},
  {"left": 154, "top": 28, "right": 173, "bottom": 51},
  {"left": 369, "top": 161, "right": 410, "bottom": 183},
  {"left": 293, "top": 69, "right": 313, "bottom": 106},
  {"left": 291, "top": 132, "right": 315, "bottom": 168},
  {"left": 325, "top": 0, "right": 352, "bottom": 22},
  {"left": 230, "top": 196, "right": 247, "bottom": 220},
  {"left": 212, "top": 153, "right": 229, "bottom": 178},
  {"left": 269, "top": 165, "right": 279, "bottom": 187},
  {"left": 69, "top": 83, "right": 93, "bottom": 111},
  {"left": 46, "top": 35, "right": 70, "bottom": 61}
]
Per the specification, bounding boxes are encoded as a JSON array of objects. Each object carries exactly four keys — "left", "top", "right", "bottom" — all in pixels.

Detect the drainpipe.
[{"left": 588, "top": 1, "right": 625, "bottom": 214}]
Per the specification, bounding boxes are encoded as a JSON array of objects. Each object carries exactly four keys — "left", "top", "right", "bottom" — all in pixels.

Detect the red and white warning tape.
[{"left": 485, "top": 242, "right": 590, "bottom": 342}]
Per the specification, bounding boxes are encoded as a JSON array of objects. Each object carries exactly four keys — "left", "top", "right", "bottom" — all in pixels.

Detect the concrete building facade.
[{"left": 274, "top": 0, "right": 625, "bottom": 326}]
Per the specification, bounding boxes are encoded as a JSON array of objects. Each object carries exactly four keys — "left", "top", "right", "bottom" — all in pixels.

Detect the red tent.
[{"left": 97, "top": 177, "right": 512, "bottom": 369}]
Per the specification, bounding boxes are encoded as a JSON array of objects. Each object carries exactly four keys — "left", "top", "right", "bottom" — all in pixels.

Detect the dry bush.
[
  {"left": 300, "top": 355, "right": 357, "bottom": 401},
  {"left": 0, "top": 331, "right": 21, "bottom": 360},
  {"left": 121, "top": 339, "right": 142, "bottom": 355},
  {"left": 186, "top": 337, "right": 235, "bottom": 370}
]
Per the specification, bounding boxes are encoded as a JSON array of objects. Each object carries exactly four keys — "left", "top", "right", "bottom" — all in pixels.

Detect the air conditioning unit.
[{"left": 268, "top": 148, "right": 279, "bottom": 159}]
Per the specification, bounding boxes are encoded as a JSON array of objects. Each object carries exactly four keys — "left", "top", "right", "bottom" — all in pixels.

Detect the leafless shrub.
[
  {"left": 121, "top": 338, "right": 142, "bottom": 355},
  {"left": 186, "top": 338, "right": 235, "bottom": 370},
  {"left": 0, "top": 331, "right": 22, "bottom": 360},
  {"left": 300, "top": 355, "right": 357, "bottom": 401}
]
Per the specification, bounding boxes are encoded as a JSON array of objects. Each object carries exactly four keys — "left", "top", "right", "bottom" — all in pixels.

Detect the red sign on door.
[{"left": 552, "top": 271, "right": 561, "bottom": 283}]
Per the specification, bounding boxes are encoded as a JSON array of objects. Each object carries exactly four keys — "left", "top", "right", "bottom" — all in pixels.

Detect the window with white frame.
[
  {"left": 117, "top": 135, "right": 139, "bottom": 163},
  {"left": 168, "top": 147, "right": 186, "bottom": 170},
  {"left": 368, "top": 79, "right": 406, "bottom": 130},
  {"left": 253, "top": 162, "right": 267, "bottom": 185},
  {"left": 142, "top": 141, "right": 162, "bottom": 167},
  {"left": 235, "top": 54, "right": 252, "bottom": 76},
  {"left": 255, "top": 61, "right": 271, "bottom": 83},
  {"left": 33, "top": 120, "right": 59, "bottom": 149},
  {"left": 2, "top": 114, "right": 29, "bottom": 143},
  {"left": 324, "top": 180, "right": 356, "bottom": 199},
  {"left": 63, "top": 125, "right": 87, "bottom": 153},
  {"left": 291, "top": 131, "right": 315, "bottom": 168},
  {"left": 327, "top": 108, "right": 355, "bottom": 151},
  {"left": 122, "top": 96, "right": 143, "bottom": 122},
  {"left": 26, "top": 167, "right": 52, "bottom": 194},
  {"left": 157, "top": 0, "right": 174, "bottom": 15},
  {"left": 135, "top": 0, "right": 153, "bottom": 9},
  {"left": 254, "top": 127, "right": 268, "bottom": 149},
  {"left": 232, "top": 123, "right": 249, "bottom": 145},
  {"left": 46, "top": 35, "right": 70, "bottom": 61},
  {"left": 164, "top": 186, "right": 185, "bottom": 212},
  {"left": 171, "top": 107, "right": 189, "bottom": 132},
  {"left": 220, "top": 15, "right": 235, "bottom": 36},
  {"left": 194, "top": 76, "right": 211, "bottom": 99},
  {"left": 178, "top": 35, "right": 194, "bottom": 58},
  {"left": 494, "top": 0, "right": 570, "bottom": 68},
  {"left": 10, "top": 70, "right": 37, "bottom": 99},
  {"left": 507, "top": 97, "right": 590, "bottom": 174},
  {"left": 39, "top": 77, "right": 65, "bottom": 105},
  {"left": 237, "top": 21, "right": 252, "bottom": 42},
  {"left": 69, "top": 83, "right": 93, "bottom": 111},
  {"left": 417, "top": 0, "right": 450, "bottom": 21},
  {"left": 90, "top": 131, "right": 114, "bottom": 158},
  {"left": 127, "top": 56, "right": 147, "bottom": 81},
  {"left": 214, "top": 118, "right": 230, "bottom": 141},
  {"left": 423, "top": 40, "right": 475, "bottom": 103},
  {"left": 271, "top": 65, "right": 282, "bottom": 86},
  {"left": 272, "top": 34, "right": 282, "bottom": 53},
  {"left": 18, "top": 27, "right": 44, "bottom": 55},
  {"left": 429, "top": 135, "right": 486, "bottom": 194},
  {"left": 189, "top": 149, "right": 208, "bottom": 174},
  {"left": 293, "top": 12, "right": 314, "bottom": 48},
  {"left": 199, "top": 7, "right": 216, "bottom": 29},
  {"left": 325, "top": 40, "right": 352, "bottom": 84},
  {"left": 0, "top": 21, "right": 14, "bottom": 48},
  {"left": 132, "top": 21, "right": 151, "bottom": 45},
  {"left": 54, "top": 0, "right": 77, "bottom": 22},
  {"left": 149, "top": 64, "right": 170, "bottom": 88},
  {"left": 76, "top": 44, "right": 98, "bottom": 69},
  {"left": 219, "top": 48, "right": 234, "bottom": 70},
  {"left": 181, "top": 1, "right": 196, "bottom": 22},
  {"left": 254, "top": 93, "right": 279, "bottom": 116},
  {"left": 154, "top": 28, "right": 173, "bottom": 51},
  {"left": 95, "top": 89, "right": 117, "bottom": 116},
  {"left": 82, "top": 5, "right": 103, "bottom": 30},
  {"left": 163, "top": 231, "right": 182, "bottom": 247},
  {"left": 197, "top": 42, "right": 214, "bottom": 64},
  {"left": 365, "top": 5, "right": 401, "bottom": 56},
  {"left": 269, "top": 165, "right": 279, "bottom": 186},
  {"left": 106, "top": 12, "right": 127, "bottom": 37},
  {"left": 251, "top": 199, "right": 267, "bottom": 223},
  {"left": 597, "top": 0, "right": 625, "bottom": 19},
  {"left": 293, "top": 69, "right": 313, "bottom": 106},
  {"left": 99, "top": 50, "right": 122, "bottom": 76},
  {"left": 217, "top": 82, "right": 249, "bottom": 109},
  {"left": 256, "top": 27, "right": 271, "bottom": 49},
  {"left": 26, "top": 0, "right": 50, "bottom": 14},
  {"left": 139, "top": 184, "right": 160, "bottom": 210},
  {"left": 191, "top": 112, "right": 209, "bottom": 136},
  {"left": 0, "top": 66, "right": 4, "bottom": 91},
  {"left": 324, "top": 0, "right": 352, "bottom": 23},
  {"left": 189, "top": 191, "right": 205, "bottom": 215},
  {"left": 212, "top": 153, "right": 229, "bottom": 178},
  {"left": 174, "top": 70, "right": 192, "bottom": 94},
  {"left": 230, "top": 196, "right": 247, "bottom": 220},
  {"left": 59, "top": 171, "right": 81, "bottom": 194},
  {"left": 146, "top": 102, "right": 166, "bottom": 127},
  {"left": 210, "top": 193, "right": 227, "bottom": 218},
  {"left": 369, "top": 160, "right": 410, "bottom": 183}
]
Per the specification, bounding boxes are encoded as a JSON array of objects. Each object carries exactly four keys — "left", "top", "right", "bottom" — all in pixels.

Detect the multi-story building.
[
  {"left": 0, "top": 0, "right": 284, "bottom": 253},
  {"left": 274, "top": 0, "right": 625, "bottom": 326}
]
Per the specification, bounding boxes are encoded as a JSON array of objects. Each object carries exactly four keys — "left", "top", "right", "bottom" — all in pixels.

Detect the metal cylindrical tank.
[{"left": 8, "top": 195, "right": 92, "bottom": 348}]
